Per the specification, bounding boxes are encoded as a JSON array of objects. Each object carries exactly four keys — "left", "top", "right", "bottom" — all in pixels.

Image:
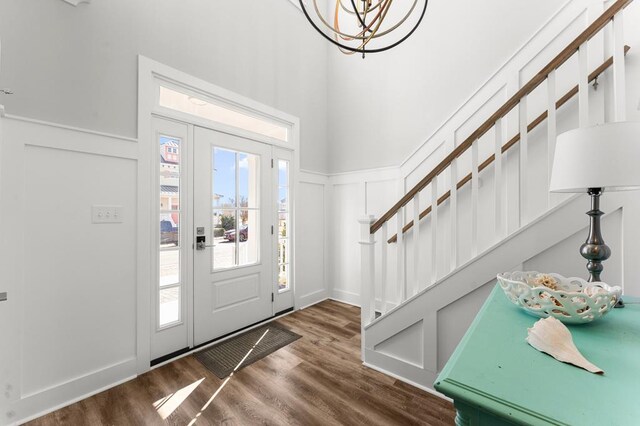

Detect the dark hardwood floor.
[{"left": 28, "top": 300, "right": 455, "bottom": 425}]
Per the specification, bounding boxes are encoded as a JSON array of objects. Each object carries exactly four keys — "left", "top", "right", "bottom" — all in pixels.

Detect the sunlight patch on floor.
[
  {"left": 154, "top": 378, "right": 205, "bottom": 420},
  {"left": 188, "top": 328, "right": 270, "bottom": 425}
]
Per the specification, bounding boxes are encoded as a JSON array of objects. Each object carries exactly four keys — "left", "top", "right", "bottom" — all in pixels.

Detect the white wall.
[
  {"left": 0, "top": 117, "right": 139, "bottom": 424},
  {"left": 0, "top": 1, "right": 332, "bottom": 423},
  {"left": 0, "top": 0, "right": 329, "bottom": 173},
  {"left": 327, "top": 0, "right": 569, "bottom": 173},
  {"left": 297, "top": 172, "right": 332, "bottom": 308},
  {"left": 0, "top": 117, "right": 332, "bottom": 425}
]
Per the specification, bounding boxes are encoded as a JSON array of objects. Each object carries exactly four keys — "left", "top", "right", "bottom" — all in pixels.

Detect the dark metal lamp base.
[{"left": 581, "top": 188, "right": 624, "bottom": 308}]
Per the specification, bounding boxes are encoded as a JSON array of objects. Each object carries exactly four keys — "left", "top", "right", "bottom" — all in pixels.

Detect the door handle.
[{"left": 196, "top": 242, "right": 215, "bottom": 250}]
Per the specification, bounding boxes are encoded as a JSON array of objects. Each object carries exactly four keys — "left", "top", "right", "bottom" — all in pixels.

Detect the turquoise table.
[{"left": 435, "top": 285, "right": 640, "bottom": 426}]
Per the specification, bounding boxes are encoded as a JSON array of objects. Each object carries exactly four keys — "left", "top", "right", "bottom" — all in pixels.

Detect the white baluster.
[
  {"left": 431, "top": 175, "right": 438, "bottom": 284},
  {"left": 494, "top": 118, "right": 504, "bottom": 240},
  {"left": 412, "top": 193, "right": 421, "bottom": 295},
  {"left": 358, "top": 216, "right": 376, "bottom": 342},
  {"left": 579, "top": 42, "right": 589, "bottom": 127},
  {"left": 396, "top": 209, "right": 406, "bottom": 302},
  {"left": 547, "top": 70, "right": 557, "bottom": 208},
  {"left": 613, "top": 10, "right": 626, "bottom": 121},
  {"left": 519, "top": 97, "right": 528, "bottom": 226},
  {"left": 450, "top": 152, "right": 458, "bottom": 272},
  {"left": 471, "top": 139, "right": 479, "bottom": 257},
  {"left": 380, "top": 222, "right": 388, "bottom": 315}
]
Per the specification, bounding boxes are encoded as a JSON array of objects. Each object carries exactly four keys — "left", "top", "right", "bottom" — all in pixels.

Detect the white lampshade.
[{"left": 550, "top": 121, "right": 640, "bottom": 193}]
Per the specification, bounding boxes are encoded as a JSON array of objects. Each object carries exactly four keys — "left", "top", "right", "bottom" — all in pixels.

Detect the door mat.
[{"left": 194, "top": 322, "right": 301, "bottom": 379}]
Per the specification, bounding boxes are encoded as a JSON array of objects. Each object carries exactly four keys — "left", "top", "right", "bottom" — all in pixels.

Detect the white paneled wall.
[
  {"left": 0, "top": 117, "right": 139, "bottom": 424},
  {"left": 330, "top": 183, "right": 363, "bottom": 305},
  {"left": 0, "top": 116, "right": 332, "bottom": 424},
  {"left": 327, "top": 168, "right": 400, "bottom": 307},
  {"left": 296, "top": 172, "right": 331, "bottom": 308},
  {"left": 22, "top": 146, "right": 137, "bottom": 396}
]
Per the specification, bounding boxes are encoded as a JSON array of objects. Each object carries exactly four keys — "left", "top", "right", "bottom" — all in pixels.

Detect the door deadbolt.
[{"left": 196, "top": 235, "right": 206, "bottom": 250}]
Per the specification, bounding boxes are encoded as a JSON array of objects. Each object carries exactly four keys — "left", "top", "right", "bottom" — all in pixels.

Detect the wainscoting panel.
[
  {"left": 297, "top": 172, "right": 331, "bottom": 308},
  {"left": 1, "top": 116, "right": 138, "bottom": 424}
]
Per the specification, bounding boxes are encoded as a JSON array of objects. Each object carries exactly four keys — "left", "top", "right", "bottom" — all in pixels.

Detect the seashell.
[
  {"left": 526, "top": 317, "right": 603, "bottom": 374},
  {"left": 534, "top": 274, "right": 559, "bottom": 290}
]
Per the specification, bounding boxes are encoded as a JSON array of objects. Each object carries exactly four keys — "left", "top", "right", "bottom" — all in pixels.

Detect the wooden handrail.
[
  {"left": 387, "top": 45, "right": 631, "bottom": 243},
  {"left": 370, "top": 0, "right": 633, "bottom": 235}
]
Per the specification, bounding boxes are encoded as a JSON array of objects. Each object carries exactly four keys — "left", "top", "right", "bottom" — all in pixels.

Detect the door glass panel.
[
  {"left": 239, "top": 209, "right": 259, "bottom": 266},
  {"left": 238, "top": 152, "right": 260, "bottom": 208},
  {"left": 277, "top": 159, "right": 290, "bottom": 291},
  {"left": 160, "top": 249, "right": 180, "bottom": 287},
  {"left": 211, "top": 147, "right": 260, "bottom": 271},
  {"left": 278, "top": 160, "right": 289, "bottom": 186},
  {"left": 278, "top": 238, "right": 288, "bottom": 265},
  {"left": 159, "top": 135, "right": 182, "bottom": 328},
  {"left": 213, "top": 148, "right": 236, "bottom": 208},
  {"left": 160, "top": 213, "right": 179, "bottom": 247},
  {"left": 159, "top": 287, "right": 180, "bottom": 325},
  {"left": 278, "top": 212, "right": 289, "bottom": 238},
  {"left": 278, "top": 264, "right": 289, "bottom": 291},
  {"left": 278, "top": 186, "right": 288, "bottom": 212},
  {"left": 213, "top": 209, "right": 237, "bottom": 269},
  {"left": 160, "top": 194, "right": 180, "bottom": 210}
]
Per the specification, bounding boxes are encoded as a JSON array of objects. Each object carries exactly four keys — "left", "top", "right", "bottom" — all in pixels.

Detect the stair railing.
[{"left": 358, "top": 0, "right": 633, "bottom": 336}]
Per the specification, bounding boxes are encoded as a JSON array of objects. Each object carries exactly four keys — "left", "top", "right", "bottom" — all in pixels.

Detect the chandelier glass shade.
[{"left": 298, "top": 0, "right": 428, "bottom": 56}]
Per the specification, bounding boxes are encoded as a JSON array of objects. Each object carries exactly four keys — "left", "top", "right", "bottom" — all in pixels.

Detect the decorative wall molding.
[
  {"left": 4, "top": 113, "right": 137, "bottom": 144},
  {"left": 61, "top": 0, "right": 91, "bottom": 6},
  {"left": 397, "top": 0, "right": 578, "bottom": 173}
]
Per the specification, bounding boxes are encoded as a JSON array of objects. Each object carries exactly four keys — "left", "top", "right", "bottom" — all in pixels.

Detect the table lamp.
[{"left": 550, "top": 121, "right": 640, "bottom": 307}]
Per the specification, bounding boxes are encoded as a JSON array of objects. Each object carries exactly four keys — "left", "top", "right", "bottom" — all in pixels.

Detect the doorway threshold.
[{"left": 150, "top": 307, "right": 296, "bottom": 369}]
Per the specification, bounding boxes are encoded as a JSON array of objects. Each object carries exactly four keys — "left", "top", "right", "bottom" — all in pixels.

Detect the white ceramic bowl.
[{"left": 496, "top": 271, "right": 621, "bottom": 324}]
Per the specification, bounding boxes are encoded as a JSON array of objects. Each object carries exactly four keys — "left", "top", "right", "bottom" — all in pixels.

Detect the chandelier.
[{"left": 298, "top": 0, "right": 429, "bottom": 57}]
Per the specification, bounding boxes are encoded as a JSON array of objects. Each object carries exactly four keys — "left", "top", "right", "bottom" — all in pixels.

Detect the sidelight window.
[
  {"left": 159, "top": 135, "right": 182, "bottom": 327},
  {"left": 277, "top": 160, "right": 290, "bottom": 291}
]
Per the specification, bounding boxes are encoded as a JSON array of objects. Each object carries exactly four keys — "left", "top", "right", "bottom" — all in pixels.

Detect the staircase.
[{"left": 358, "top": 0, "right": 636, "bottom": 392}]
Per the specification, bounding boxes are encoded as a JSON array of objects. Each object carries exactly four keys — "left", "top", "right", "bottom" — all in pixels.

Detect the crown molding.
[{"left": 62, "top": 0, "right": 91, "bottom": 6}]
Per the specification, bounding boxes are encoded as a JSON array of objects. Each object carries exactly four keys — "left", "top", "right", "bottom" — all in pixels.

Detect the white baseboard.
[
  {"left": 330, "top": 289, "right": 360, "bottom": 306},
  {"left": 362, "top": 362, "right": 452, "bottom": 403},
  {"left": 297, "top": 289, "right": 329, "bottom": 310},
  {"left": 329, "top": 293, "right": 398, "bottom": 314},
  {"left": 13, "top": 358, "right": 137, "bottom": 425}
]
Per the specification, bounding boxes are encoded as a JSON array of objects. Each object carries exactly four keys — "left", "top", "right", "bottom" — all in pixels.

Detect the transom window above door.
[
  {"left": 212, "top": 147, "right": 260, "bottom": 270},
  {"left": 158, "top": 86, "right": 289, "bottom": 142}
]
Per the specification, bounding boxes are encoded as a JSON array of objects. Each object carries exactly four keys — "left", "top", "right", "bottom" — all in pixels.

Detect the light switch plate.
[
  {"left": 0, "top": 292, "right": 7, "bottom": 302},
  {"left": 92, "top": 205, "right": 124, "bottom": 223}
]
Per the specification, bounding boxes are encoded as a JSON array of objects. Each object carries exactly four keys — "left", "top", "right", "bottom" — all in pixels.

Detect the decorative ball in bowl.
[{"left": 496, "top": 271, "right": 621, "bottom": 324}]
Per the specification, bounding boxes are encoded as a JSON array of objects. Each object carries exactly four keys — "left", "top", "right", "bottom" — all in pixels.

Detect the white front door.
[{"left": 193, "top": 126, "right": 273, "bottom": 345}]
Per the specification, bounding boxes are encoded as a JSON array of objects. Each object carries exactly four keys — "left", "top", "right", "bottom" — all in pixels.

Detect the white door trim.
[{"left": 137, "top": 55, "right": 300, "bottom": 373}]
